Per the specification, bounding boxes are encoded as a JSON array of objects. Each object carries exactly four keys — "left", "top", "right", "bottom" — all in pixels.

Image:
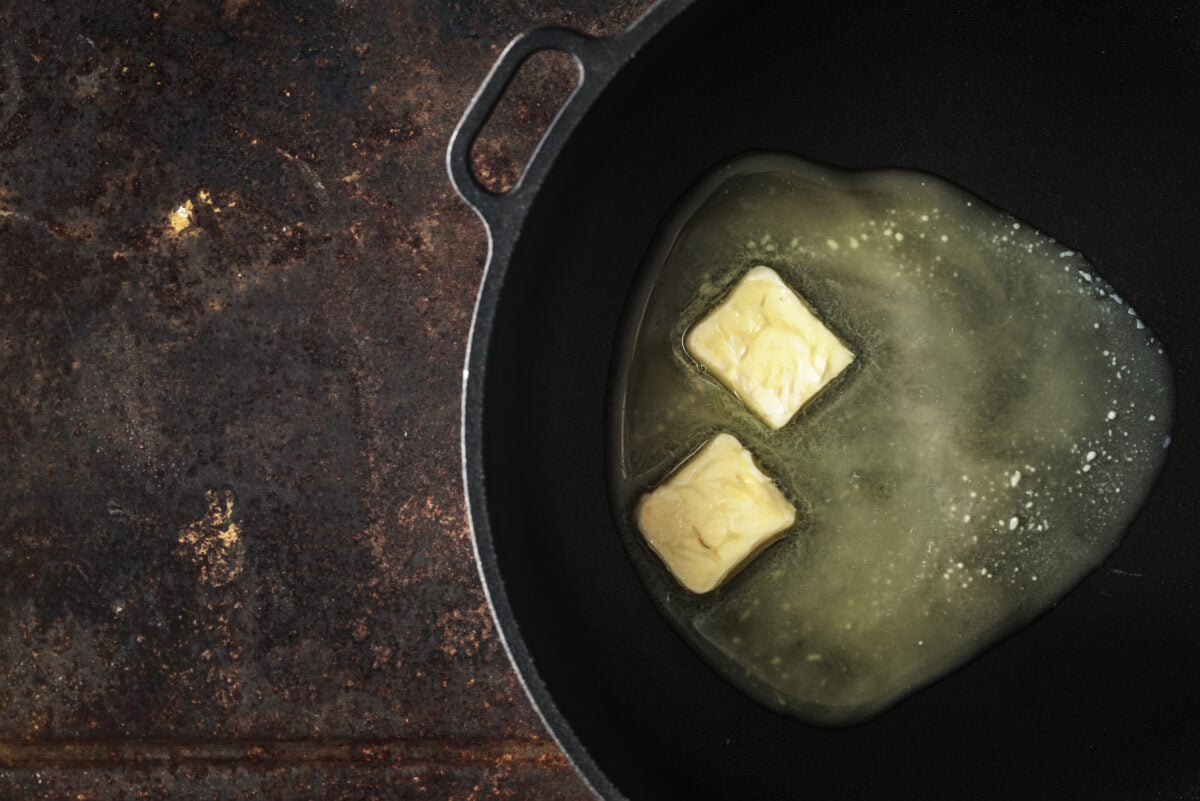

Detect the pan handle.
[{"left": 446, "top": 26, "right": 617, "bottom": 236}]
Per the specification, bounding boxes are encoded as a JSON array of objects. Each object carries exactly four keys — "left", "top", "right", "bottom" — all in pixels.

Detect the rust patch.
[{"left": 177, "top": 489, "right": 246, "bottom": 587}]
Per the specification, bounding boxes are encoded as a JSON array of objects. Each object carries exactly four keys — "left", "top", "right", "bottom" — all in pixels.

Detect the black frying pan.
[{"left": 448, "top": 1, "right": 1200, "bottom": 798}]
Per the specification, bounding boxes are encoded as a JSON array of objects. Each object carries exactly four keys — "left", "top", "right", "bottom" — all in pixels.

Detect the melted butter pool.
[{"left": 608, "top": 153, "right": 1174, "bottom": 726}]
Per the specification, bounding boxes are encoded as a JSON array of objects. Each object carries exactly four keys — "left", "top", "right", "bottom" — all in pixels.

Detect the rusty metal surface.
[{"left": 0, "top": 0, "right": 654, "bottom": 797}]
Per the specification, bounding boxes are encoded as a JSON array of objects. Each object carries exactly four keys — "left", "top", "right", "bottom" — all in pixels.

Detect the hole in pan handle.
[{"left": 446, "top": 26, "right": 619, "bottom": 239}]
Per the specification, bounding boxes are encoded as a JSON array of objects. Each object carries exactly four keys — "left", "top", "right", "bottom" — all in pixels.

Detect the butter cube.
[
  {"left": 686, "top": 266, "right": 855, "bottom": 428},
  {"left": 635, "top": 433, "right": 796, "bottom": 593}
]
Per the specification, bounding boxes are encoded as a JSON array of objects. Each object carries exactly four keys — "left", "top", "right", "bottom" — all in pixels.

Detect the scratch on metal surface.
[{"left": 276, "top": 148, "right": 329, "bottom": 199}]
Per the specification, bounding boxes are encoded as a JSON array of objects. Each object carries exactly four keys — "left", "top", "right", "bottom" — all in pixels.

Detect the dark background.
[{"left": 0, "top": 1, "right": 652, "bottom": 798}]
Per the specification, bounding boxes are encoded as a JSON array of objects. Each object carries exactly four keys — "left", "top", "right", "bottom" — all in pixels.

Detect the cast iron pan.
[{"left": 449, "top": 1, "right": 1200, "bottom": 798}]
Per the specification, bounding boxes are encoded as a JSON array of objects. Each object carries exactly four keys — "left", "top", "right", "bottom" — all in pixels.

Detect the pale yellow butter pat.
[
  {"left": 686, "top": 266, "right": 855, "bottom": 428},
  {"left": 635, "top": 433, "right": 796, "bottom": 594}
]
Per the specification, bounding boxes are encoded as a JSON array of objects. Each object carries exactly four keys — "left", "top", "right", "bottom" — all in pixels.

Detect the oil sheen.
[{"left": 608, "top": 153, "right": 1174, "bottom": 726}]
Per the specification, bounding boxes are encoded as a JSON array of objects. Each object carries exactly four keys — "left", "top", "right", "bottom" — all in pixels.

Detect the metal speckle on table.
[{"left": 0, "top": 0, "right": 654, "bottom": 797}]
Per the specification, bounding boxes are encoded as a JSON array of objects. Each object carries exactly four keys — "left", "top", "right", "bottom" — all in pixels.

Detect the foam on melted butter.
[{"left": 608, "top": 153, "right": 1174, "bottom": 726}]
